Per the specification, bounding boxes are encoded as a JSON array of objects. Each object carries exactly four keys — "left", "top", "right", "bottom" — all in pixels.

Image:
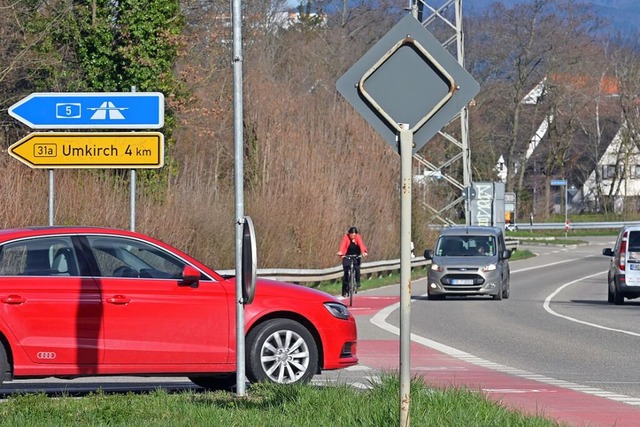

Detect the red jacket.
[{"left": 337, "top": 233, "right": 368, "bottom": 257}]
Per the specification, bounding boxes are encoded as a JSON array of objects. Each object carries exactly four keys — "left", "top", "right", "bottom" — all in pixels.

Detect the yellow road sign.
[{"left": 8, "top": 132, "right": 164, "bottom": 169}]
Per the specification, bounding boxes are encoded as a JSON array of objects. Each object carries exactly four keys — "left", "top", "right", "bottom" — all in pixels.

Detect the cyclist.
[{"left": 337, "top": 227, "right": 368, "bottom": 297}]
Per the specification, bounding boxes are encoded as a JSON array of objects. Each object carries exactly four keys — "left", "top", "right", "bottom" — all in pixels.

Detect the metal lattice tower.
[{"left": 412, "top": 0, "right": 472, "bottom": 225}]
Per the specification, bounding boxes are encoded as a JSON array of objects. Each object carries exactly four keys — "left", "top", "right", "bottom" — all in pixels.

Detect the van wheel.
[
  {"left": 503, "top": 286, "right": 510, "bottom": 299},
  {"left": 613, "top": 284, "right": 624, "bottom": 305},
  {"left": 607, "top": 282, "right": 614, "bottom": 303},
  {"left": 492, "top": 282, "right": 503, "bottom": 300}
]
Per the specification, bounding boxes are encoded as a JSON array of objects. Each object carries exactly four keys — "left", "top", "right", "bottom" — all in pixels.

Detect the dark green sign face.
[{"left": 337, "top": 14, "right": 480, "bottom": 154}]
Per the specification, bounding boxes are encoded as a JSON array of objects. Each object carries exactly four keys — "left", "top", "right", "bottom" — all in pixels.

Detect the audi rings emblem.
[{"left": 36, "top": 351, "right": 57, "bottom": 360}]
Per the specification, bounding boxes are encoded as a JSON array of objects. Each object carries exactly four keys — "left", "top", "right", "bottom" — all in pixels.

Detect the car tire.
[
  {"left": 493, "top": 283, "right": 503, "bottom": 300},
  {"left": 246, "top": 319, "right": 318, "bottom": 384},
  {"left": 189, "top": 374, "right": 237, "bottom": 391},
  {"left": 607, "top": 281, "right": 614, "bottom": 303},
  {"left": 613, "top": 282, "right": 624, "bottom": 305},
  {"left": 503, "top": 285, "right": 510, "bottom": 299}
]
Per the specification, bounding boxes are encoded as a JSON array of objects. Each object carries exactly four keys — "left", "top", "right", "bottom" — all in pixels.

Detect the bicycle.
[{"left": 342, "top": 254, "right": 362, "bottom": 307}]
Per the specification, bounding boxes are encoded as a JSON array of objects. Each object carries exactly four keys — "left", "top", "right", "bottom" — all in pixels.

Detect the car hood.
[{"left": 254, "top": 278, "right": 338, "bottom": 301}]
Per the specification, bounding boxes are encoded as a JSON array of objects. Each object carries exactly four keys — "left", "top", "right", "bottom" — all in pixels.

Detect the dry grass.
[{"left": 0, "top": 20, "right": 438, "bottom": 270}]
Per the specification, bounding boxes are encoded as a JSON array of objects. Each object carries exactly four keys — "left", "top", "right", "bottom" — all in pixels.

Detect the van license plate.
[
  {"left": 451, "top": 279, "right": 474, "bottom": 285},
  {"left": 630, "top": 264, "right": 640, "bottom": 270}
]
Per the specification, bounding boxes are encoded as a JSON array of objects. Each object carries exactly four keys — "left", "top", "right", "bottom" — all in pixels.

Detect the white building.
[{"left": 582, "top": 123, "right": 640, "bottom": 213}]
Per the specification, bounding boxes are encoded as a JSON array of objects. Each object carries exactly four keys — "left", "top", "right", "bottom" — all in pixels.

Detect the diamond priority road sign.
[
  {"left": 8, "top": 132, "right": 164, "bottom": 169},
  {"left": 9, "top": 92, "right": 164, "bottom": 129},
  {"left": 337, "top": 14, "right": 480, "bottom": 154}
]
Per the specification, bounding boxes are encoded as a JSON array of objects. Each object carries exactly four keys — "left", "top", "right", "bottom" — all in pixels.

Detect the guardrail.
[
  {"left": 219, "top": 238, "right": 518, "bottom": 285},
  {"left": 220, "top": 257, "right": 430, "bottom": 285},
  {"left": 512, "top": 221, "right": 639, "bottom": 230}
]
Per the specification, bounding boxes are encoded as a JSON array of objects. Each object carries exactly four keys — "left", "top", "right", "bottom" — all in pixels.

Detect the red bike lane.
[{"left": 350, "top": 295, "right": 640, "bottom": 427}]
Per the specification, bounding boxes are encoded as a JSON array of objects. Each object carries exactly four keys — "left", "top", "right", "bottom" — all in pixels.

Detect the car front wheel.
[
  {"left": 493, "top": 282, "right": 503, "bottom": 300},
  {"left": 246, "top": 319, "right": 318, "bottom": 384},
  {"left": 503, "top": 284, "right": 510, "bottom": 299}
]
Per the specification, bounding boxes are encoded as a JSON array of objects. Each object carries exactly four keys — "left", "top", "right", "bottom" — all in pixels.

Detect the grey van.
[
  {"left": 602, "top": 225, "right": 640, "bottom": 305},
  {"left": 423, "top": 226, "right": 511, "bottom": 300}
]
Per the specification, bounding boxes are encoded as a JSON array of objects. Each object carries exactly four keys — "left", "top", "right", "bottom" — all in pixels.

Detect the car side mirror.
[
  {"left": 501, "top": 249, "right": 512, "bottom": 260},
  {"left": 181, "top": 265, "right": 201, "bottom": 287},
  {"left": 602, "top": 248, "right": 614, "bottom": 257},
  {"left": 423, "top": 249, "right": 433, "bottom": 260}
]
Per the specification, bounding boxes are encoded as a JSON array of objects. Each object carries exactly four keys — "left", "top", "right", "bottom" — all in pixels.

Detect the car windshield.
[{"left": 435, "top": 236, "right": 496, "bottom": 257}]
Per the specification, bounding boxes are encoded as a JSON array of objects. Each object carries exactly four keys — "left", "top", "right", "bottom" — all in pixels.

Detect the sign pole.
[
  {"left": 564, "top": 182, "right": 568, "bottom": 244},
  {"left": 399, "top": 128, "right": 413, "bottom": 427},
  {"left": 232, "top": 0, "right": 247, "bottom": 397},
  {"left": 131, "top": 86, "right": 137, "bottom": 232},
  {"left": 49, "top": 169, "right": 54, "bottom": 225}
]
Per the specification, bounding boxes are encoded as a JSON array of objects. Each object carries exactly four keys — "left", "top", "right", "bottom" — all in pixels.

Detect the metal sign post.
[
  {"left": 551, "top": 179, "right": 568, "bottom": 244},
  {"left": 231, "top": 0, "right": 247, "bottom": 397},
  {"left": 337, "top": 14, "right": 480, "bottom": 426},
  {"left": 399, "top": 128, "right": 413, "bottom": 427}
]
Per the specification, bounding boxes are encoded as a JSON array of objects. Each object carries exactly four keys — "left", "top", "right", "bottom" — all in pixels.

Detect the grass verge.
[
  {"left": 311, "top": 265, "right": 430, "bottom": 296},
  {"left": 0, "top": 375, "right": 563, "bottom": 427}
]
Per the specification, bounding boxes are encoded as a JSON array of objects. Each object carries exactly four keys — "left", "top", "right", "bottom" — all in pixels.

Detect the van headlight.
[
  {"left": 480, "top": 263, "right": 497, "bottom": 272},
  {"left": 430, "top": 263, "right": 443, "bottom": 272}
]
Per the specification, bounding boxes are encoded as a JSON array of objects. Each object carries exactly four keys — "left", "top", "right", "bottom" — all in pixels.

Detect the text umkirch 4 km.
[{"left": 8, "top": 132, "right": 164, "bottom": 169}]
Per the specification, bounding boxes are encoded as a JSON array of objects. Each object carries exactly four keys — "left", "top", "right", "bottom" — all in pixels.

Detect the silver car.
[{"left": 424, "top": 226, "right": 511, "bottom": 300}]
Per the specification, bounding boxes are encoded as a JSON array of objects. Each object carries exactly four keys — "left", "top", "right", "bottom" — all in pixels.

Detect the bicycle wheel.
[{"left": 348, "top": 265, "right": 356, "bottom": 307}]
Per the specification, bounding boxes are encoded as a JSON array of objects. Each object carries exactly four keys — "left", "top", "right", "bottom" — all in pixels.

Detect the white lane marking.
[
  {"left": 369, "top": 271, "right": 640, "bottom": 406},
  {"left": 543, "top": 270, "right": 640, "bottom": 337}
]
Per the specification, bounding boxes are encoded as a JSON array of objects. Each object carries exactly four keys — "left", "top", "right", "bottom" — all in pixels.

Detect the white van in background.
[{"left": 602, "top": 225, "right": 640, "bottom": 305}]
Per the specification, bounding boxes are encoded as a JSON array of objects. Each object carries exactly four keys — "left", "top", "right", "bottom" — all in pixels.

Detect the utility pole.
[{"left": 414, "top": 0, "right": 472, "bottom": 224}]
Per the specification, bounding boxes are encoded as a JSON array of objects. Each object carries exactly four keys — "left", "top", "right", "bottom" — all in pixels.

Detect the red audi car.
[{"left": 0, "top": 226, "right": 357, "bottom": 389}]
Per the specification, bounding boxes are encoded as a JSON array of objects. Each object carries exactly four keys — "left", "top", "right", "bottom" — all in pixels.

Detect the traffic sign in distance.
[
  {"left": 9, "top": 92, "right": 164, "bottom": 129},
  {"left": 8, "top": 132, "right": 164, "bottom": 169},
  {"left": 550, "top": 179, "right": 567, "bottom": 186},
  {"left": 337, "top": 15, "right": 480, "bottom": 154}
]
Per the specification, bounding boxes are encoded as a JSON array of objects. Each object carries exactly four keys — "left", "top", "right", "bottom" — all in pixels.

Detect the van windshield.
[{"left": 435, "top": 236, "right": 496, "bottom": 257}]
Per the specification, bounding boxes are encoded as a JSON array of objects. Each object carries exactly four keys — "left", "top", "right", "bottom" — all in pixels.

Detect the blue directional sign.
[
  {"left": 9, "top": 92, "right": 164, "bottom": 129},
  {"left": 550, "top": 179, "right": 567, "bottom": 186}
]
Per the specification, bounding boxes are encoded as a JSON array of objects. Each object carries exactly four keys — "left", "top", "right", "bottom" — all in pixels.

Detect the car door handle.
[
  {"left": 2, "top": 295, "right": 26, "bottom": 305},
  {"left": 107, "top": 295, "right": 131, "bottom": 305}
]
